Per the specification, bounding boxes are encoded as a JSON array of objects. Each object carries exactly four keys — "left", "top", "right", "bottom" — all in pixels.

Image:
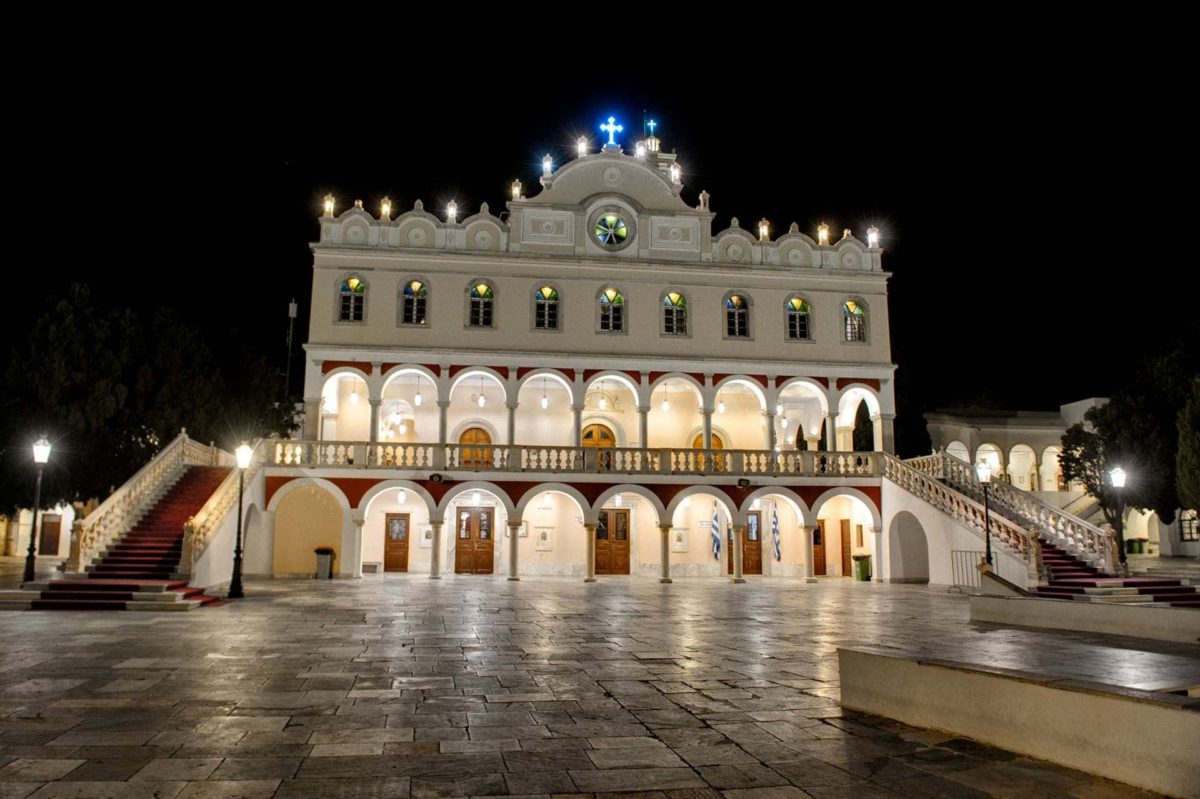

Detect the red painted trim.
[
  {"left": 517, "top": 367, "right": 535, "bottom": 380},
  {"left": 321, "top": 360, "right": 373, "bottom": 375},
  {"left": 714, "top": 373, "right": 768, "bottom": 389},
  {"left": 836, "top": 378, "right": 881, "bottom": 392},
  {"left": 381, "top": 363, "right": 399, "bottom": 374},
  {"left": 649, "top": 371, "right": 705, "bottom": 386},
  {"left": 423, "top": 364, "right": 442, "bottom": 377}
]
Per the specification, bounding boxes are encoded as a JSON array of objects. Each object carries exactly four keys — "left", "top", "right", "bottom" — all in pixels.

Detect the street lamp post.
[
  {"left": 227, "top": 443, "right": 253, "bottom": 599},
  {"left": 1110, "top": 466, "right": 1127, "bottom": 572},
  {"left": 975, "top": 462, "right": 993, "bottom": 566},
  {"left": 23, "top": 437, "right": 52, "bottom": 584}
]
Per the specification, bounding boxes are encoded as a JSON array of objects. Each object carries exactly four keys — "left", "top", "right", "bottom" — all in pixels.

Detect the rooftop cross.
[
  {"left": 600, "top": 116, "right": 623, "bottom": 146},
  {"left": 647, "top": 119, "right": 657, "bottom": 136}
]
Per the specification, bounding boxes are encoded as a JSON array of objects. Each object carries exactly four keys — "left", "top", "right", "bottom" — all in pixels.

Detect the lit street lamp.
[
  {"left": 227, "top": 443, "right": 253, "bottom": 599},
  {"left": 23, "top": 437, "right": 52, "bottom": 584},
  {"left": 975, "top": 461, "right": 993, "bottom": 566},
  {"left": 1110, "top": 466, "right": 1127, "bottom": 572}
]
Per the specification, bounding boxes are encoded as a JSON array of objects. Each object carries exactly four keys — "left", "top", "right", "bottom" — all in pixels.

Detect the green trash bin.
[{"left": 853, "top": 554, "right": 872, "bottom": 581}]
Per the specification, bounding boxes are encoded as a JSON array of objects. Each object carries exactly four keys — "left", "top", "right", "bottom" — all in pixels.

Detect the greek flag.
[
  {"left": 772, "top": 502, "right": 782, "bottom": 561},
  {"left": 711, "top": 503, "right": 721, "bottom": 561}
]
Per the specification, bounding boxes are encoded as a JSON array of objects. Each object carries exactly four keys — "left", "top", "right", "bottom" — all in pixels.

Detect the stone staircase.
[
  {"left": 4, "top": 465, "right": 230, "bottom": 611},
  {"left": 1033, "top": 541, "right": 1200, "bottom": 608}
]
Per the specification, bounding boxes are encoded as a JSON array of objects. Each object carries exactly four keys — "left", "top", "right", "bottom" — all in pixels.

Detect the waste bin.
[
  {"left": 314, "top": 547, "right": 335, "bottom": 579},
  {"left": 852, "top": 554, "right": 872, "bottom": 581},
  {"left": 1125, "top": 539, "right": 1145, "bottom": 555}
]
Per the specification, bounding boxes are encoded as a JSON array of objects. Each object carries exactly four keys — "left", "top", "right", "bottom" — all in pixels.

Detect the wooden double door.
[
  {"left": 595, "top": 508, "right": 630, "bottom": 575},
  {"left": 727, "top": 510, "right": 763, "bottom": 574},
  {"left": 814, "top": 519, "right": 852, "bottom": 577},
  {"left": 384, "top": 513, "right": 410, "bottom": 572},
  {"left": 454, "top": 507, "right": 494, "bottom": 574}
]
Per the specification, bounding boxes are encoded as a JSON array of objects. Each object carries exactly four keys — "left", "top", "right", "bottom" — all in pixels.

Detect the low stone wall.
[
  {"left": 970, "top": 595, "right": 1200, "bottom": 644},
  {"left": 839, "top": 648, "right": 1200, "bottom": 797}
]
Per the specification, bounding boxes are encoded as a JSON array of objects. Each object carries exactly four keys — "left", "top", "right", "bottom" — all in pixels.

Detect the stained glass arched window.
[
  {"left": 842, "top": 299, "right": 866, "bottom": 342},
  {"left": 599, "top": 288, "right": 624, "bottom": 332},
  {"left": 402, "top": 280, "right": 427, "bottom": 325},
  {"left": 469, "top": 282, "right": 495, "bottom": 328},
  {"left": 662, "top": 291, "right": 687, "bottom": 335},
  {"left": 339, "top": 276, "right": 366, "bottom": 322},
  {"left": 594, "top": 213, "right": 629, "bottom": 247},
  {"left": 534, "top": 285, "right": 559, "bottom": 330},
  {"left": 787, "top": 296, "right": 811, "bottom": 340},
  {"left": 725, "top": 293, "right": 750, "bottom": 338}
]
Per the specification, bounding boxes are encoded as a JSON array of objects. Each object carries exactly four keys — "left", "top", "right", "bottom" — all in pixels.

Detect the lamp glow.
[
  {"left": 661, "top": 398, "right": 670, "bottom": 413},
  {"left": 776, "top": 403, "right": 783, "bottom": 416},
  {"left": 758, "top": 219, "right": 770, "bottom": 241},
  {"left": 615, "top": 494, "right": 623, "bottom": 507},
  {"left": 599, "top": 396, "right": 607, "bottom": 410},
  {"left": 354, "top": 199, "right": 363, "bottom": 209},
  {"left": 976, "top": 462, "right": 993, "bottom": 483},
  {"left": 397, "top": 489, "right": 407, "bottom": 504},
  {"left": 478, "top": 394, "right": 486, "bottom": 408},
  {"left": 236, "top": 443, "right": 253, "bottom": 470},
  {"left": 867, "top": 226, "right": 880, "bottom": 248},
  {"left": 817, "top": 223, "right": 830, "bottom": 245},
  {"left": 670, "top": 163, "right": 681, "bottom": 184},
  {"left": 32, "top": 437, "right": 51, "bottom": 464},
  {"left": 512, "top": 179, "right": 522, "bottom": 200},
  {"left": 414, "top": 376, "right": 423, "bottom": 407},
  {"left": 351, "top": 385, "right": 360, "bottom": 405},
  {"left": 398, "top": 419, "right": 407, "bottom": 435},
  {"left": 323, "top": 194, "right": 335, "bottom": 217},
  {"left": 542, "top": 154, "right": 552, "bottom": 176},
  {"left": 635, "top": 142, "right": 646, "bottom": 159},
  {"left": 381, "top": 197, "right": 391, "bottom": 220},
  {"left": 577, "top": 136, "right": 588, "bottom": 157},
  {"left": 1110, "top": 467, "right": 1127, "bottom": 488},
  {"left": 447, "top": 201, "right": 457, "bottom": 223},
  {"left": 540, "top": 395, "right": 549, "bottom": 410},
  {"left": 471, "top": 491, "right": 481, "bottom": 506},
  {"left": 781, "top": 417, "right": 789, "bottom": 428},
  {"left": 718, "top": 399, "right": 725, "bottom": 414}
]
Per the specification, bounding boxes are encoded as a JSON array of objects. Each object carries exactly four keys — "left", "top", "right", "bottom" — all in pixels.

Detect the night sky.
[{"left": 28, "top": 66, "right": 1190, "bottom": 457}]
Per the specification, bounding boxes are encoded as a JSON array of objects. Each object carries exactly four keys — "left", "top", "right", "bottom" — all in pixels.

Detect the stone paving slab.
[{"left": 2, "top": 576, "right": 1195, "bottom": 797}]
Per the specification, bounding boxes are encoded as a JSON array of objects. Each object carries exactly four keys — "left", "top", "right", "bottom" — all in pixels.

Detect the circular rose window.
[{"left": 594, "top": 213, "right": 629, "bottom": 247}]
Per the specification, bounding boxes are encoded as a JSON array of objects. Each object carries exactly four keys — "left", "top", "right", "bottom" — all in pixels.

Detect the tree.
[{"left": 1178, "top": 378, "right": 1200, "bottom": 511}]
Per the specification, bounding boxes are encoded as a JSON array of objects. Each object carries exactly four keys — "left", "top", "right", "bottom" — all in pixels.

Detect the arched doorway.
[
  {"left": 459, "top": 427, "right": 493, "bottom": 469},
  {"left": 887, "top": 511, "right": 930, "bottom": 583},
  {"left": 582, "top": 423, "right": 616, "bottom": 471},
  {"left": 692, "top": 432, "right": 725, "bottom": 471}
]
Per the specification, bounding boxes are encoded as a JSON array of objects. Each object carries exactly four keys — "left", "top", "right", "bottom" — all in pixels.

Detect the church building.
[{"left": 266, "top": 119, "right": 897, "bottom": 582}]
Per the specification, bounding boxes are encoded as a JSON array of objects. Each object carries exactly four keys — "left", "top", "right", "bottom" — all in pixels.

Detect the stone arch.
[
  {"left": 738, "top": 486, "right": 810, "bottom": 521},
  {"left": 887, "top": 510, "right": 930, "bottom": 583},
  {"left": 589, "top": 484, "right": 667, "bottom": 526},
  {"left": 807, "top": 487, "right": 882, "bottom": 530},
  {"left": 777, "top": 377, "right": 831, "bottom": 415},
  {"left": 449, "top": 418, "right": 501, "bottom": 446},
  {"left": 836, "top": 386, "right": 881, "bottom": 422},
  {"left": 381, "top": 364, "right": 440, "bottom": 396},
  {"left": 517, "top": 368, "right": 576, "bottom": 401},
  {"left": 436, "top": 481, "right": 518, "bottom": 519},
  {"left": 975, "top": 443, "right": 1004, "bottom": 476},
  {"left": 665, "top": 485, "right": 742, "bottom": 527},
  {"left": 267, "top": 477, "right": 351, "bottom": 513},
  {"left": 448, "top": 367, "right": 508, "bottom": 404},
  {"left": 514, "top": 483, "right": 590, "bottom": 521},
  {"left": 1041, "top": 445, "right": 1064, "bottom": 491},
  {"left": 1008, "top": 444, "right": 1038, "bottom": 491},
  {"left": 712, "top": 376, "right": 767, "bottom": 411},
  {"left": 946, "top": 440, "right": 970, "bottom": 464},
  {"left": 649, "top": 371, "right": 705, "bottom": 396},
  {"left": 357, "top": 479, "right": 441, "bottom": 522}
]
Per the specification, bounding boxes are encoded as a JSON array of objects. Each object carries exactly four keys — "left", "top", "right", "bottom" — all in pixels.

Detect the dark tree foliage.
[
  {"left": 0, "top": 285, "right": 294, "bottom": 513},
  {"left": 852, "top": 400, "right": 874, "bottom": 451},
  {"left": 1178, "top": 378, "right": 1200, "bottom": 511}
]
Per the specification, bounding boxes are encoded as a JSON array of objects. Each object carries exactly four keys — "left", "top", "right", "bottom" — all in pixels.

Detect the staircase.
[
  {"left": 15, "top": 465, "right": 230, "bottom": 611},
  {"left": 1034, "top": 541, "right": 1200, "bottom": 608}
]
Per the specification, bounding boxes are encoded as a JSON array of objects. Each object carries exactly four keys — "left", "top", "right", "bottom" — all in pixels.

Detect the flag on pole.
[
  {"left": 711, "top": 502, "right": 721, "bottom": 561},
  {"left": 772, "top": 502, "right": 782, "bottom": 561}
]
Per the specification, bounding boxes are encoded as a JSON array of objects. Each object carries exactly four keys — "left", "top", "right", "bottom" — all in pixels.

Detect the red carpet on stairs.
[
  {"left": 1034, "top": 540, "right": 1200, "bottom": 608},
  {"left": 29, "top": 465, "right": 230, "bottom": 610}
]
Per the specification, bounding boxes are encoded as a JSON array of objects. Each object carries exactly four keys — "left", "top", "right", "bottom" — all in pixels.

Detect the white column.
[
  {"left": 342, "top": 512, "right": 363, "bottom": 578},
  {"left": 836, "top": 426, "right": 855, "bottom": 451},
  {"left": 508, "top": 521, "right": 521, "bottom": 581},
  {"left": 368, "top": 399, "right": 381, "bottom": 445},
  {"left": 731, "top": 524, "right": 745, "bottom": 583},
  {"left": 800, "top": 525, "right": 817, "bottom": 583},
  {"left": 702, "top": 405, "right": 713, "bottom": 451},
  {"left": 573, "top": 404, "right": 584, "bottom": 447},
  {"left": 638, "top": 405, "right": 650, "bottom": 448},
  {"left": 584, "top": 523, "right": 596, "bottom": 582},
  {"left": 870, "top": 525, "right": 884, "bottom": 582},
  {"left": 429, "top": 520, "right": 443, "bottom": 579},
  {"left": 805, "top": 435, "right": 820, "bottom": 451},
  {"left": 765, "top": 410, "right": 777, "bottom": 450},
  {"left": 824, "top": 414, "right": 835, "bottom": 451},
  {"left": 658, "top": 523, "right": 673, "bottom": 583},
  {"left": 506, "top": 402, "right": 517, "bottom": 445},
  {"left": 436, "top": 400, "right": 450, "bottom": 469},
  {"left": 303, "top": 398, "right": 320, "bottom": 439}
]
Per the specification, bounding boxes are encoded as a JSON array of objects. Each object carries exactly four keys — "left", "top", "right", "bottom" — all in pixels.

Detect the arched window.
[
  {"left": 662, "top": 291, "right": 687, "bottom": 335},
  {"left": 534, "top": 285, "right": 559, "bottom": 330},
  {"left": 339, "top": 276, "right": 366, "bottom": 322},
  {"left": 842, "top": 299, "right": 866, "bottom": 342},
  {"left": 598, "top": 288, "right": 624, "bottom": 332},
  {"left": 468, "top": 282, "right": 495, "bottom": 328},
  {"left": 725, "top": 293, "right": 750, "bottom": 338},
  {"left": 786, "top": 296, "right": 811, "bottom": 340},
  {"left": 401, "top": 280, "right": 427, "bottom": 325}
]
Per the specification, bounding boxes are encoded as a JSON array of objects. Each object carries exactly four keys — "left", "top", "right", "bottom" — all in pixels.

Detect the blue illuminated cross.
[
  {"left": 647, "top": 119, "right": 657, "bottom": 136},
  {"left": 600, "top": 116, "right": 623, "bottom": 146}
]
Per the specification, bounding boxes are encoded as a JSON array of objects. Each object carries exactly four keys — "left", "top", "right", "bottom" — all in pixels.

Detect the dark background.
[{"left": 17, "top": 56, "right": 1189, "bottom": 458}]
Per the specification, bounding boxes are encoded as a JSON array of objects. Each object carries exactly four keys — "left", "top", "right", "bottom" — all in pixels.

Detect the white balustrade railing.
[
  {"left": 67, "top": 430, "right": 223, "bottom": 572},
  {"left": 268, "top": 441, "right": 882, "bottom": 478},
  {"left": 180, "top": 439, "right": 265, "bottom": 574},
  {"left": 907, "top": 451, "right": 1117, "bottom": 573},
  {"left": 883, "top": 454, "right": 1039, "bottom": 582}
]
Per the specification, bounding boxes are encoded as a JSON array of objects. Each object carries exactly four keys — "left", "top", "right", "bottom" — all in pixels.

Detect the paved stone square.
[{"left": 3, "top": 574, "right": 1196, "bottom": 798}]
